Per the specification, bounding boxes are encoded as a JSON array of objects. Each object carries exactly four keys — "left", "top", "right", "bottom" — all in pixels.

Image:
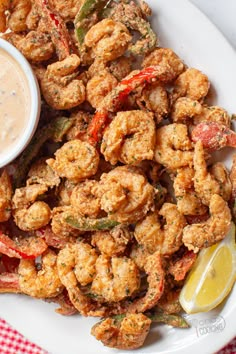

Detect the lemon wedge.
[{"left": 179, "top": 222, "right": 236, "bottom": 314}]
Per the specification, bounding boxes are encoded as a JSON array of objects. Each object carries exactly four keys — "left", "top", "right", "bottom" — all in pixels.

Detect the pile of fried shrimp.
[{"left": 1, "top": 0, "right": 236, "bottom": 350}]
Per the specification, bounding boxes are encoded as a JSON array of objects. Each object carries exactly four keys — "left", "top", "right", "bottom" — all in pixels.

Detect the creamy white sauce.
[{"left": 0, "top": 48, "right": 30, "bottom": 153}]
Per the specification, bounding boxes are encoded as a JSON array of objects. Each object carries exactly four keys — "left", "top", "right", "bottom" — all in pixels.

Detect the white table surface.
[{"left": 190, "top": 0, "right": 236, "bottom": 50}]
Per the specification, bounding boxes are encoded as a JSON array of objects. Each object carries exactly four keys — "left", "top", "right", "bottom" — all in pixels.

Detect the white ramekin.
[{"left": 0, "top": 38, "right": 41, "bottom": 168}]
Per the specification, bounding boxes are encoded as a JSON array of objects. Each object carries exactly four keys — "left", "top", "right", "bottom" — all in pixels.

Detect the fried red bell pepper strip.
[
  {"left": 13, "top": 117, "right": 74, "bottom": 188},
  {"left": 0, "top": 232, "right": 47, "bottom": 259},
  {"left": 88, "top": 65, "right": 171, "bottom": 144},
  {"left": 0, "top": 273, "right": 20, "bottom": 293},
  {"left": 74, "top": 0, "right": 110, "bottom": 46},
  {"left": 191, "top": 122, "right": 236, "bottom": 150},
  {"left": 35, "top": 0, "right": 70, "bottom": 59},
  {"left": 65, "top": 215, "right": 119, "bottom": 231},
  {"left": 36, "top": 226, "right": 72, "bottom": 249},
  {"left": 1, "top": 254, "right": 20, "bottom": 273},
  {"left": 169, "top": 250, "right": 197, "bottom": 281}
]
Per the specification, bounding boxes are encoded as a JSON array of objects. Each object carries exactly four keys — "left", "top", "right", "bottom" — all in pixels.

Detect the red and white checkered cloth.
[
  {"left": 0, "top": 317, "right": 235, "bottom": 354},
  {"left": 0, "top": 318, "right": 47, "bottom": 354}
]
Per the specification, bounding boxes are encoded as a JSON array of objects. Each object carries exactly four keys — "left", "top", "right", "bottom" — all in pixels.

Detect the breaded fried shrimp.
[
  {"left": 91, "top": 255, "right": 140, "bottom": 302},
  {"left": 41, "top": 54, "right": 86, "bottom": 110},
  {"left": 155, "top": 124, "right": 193, "bottom": 170},
  {"left": 85, "top": 19, "right": 132, "bottom": 62},
  {"left": 101, "top": 110, "right": 156, "bottom": 165},
  {"left": 91, "top": 314, "right": 151, "bottom": 350},
  {"left": 0, "top": 0, "right": 31, "bottom": 33},
  {"left": 172, "top": 68, "right": 210, "bottom": 102},
  {"left": 193, "top": 105, "right": 231, "bottom": 126},
  {"left": 0, "top": 170, "right": 12, "bottom": 222},
  {"left": 139, "top": 83, "right": 169, "bottom": 122},
  {"left": 57, "top": 244, "right": 107, "bottom": 317},
  {"left": 91, "top": 226, "right": 131, "bottom": 256},
  {"left": 128, "top": 251, "right": 164, "bottom": 313},
  {"left": 174, "top": 167, "right": 208, "bottom": 215},
  {"left": 19, "top": 250, "right": 63, "bottom": 298},
  {"left": 183, "top": 194, "right": 231, "bottom": 252},
  {"left": 47, "top": 140, "right": 99, "bottom": 182},
  {"left": 193, "top": 141, "right": 232, "bottom": 205},
  {"left": 97, "top": 166, "right": 155, "bottom": 223},
  {"left": 142, "top": 48, "right": 184, "bottom": 82},
  {"left": 86, "top": 70, "right": 118, "bottom": 109},
  {"left": 134, "top": 204, "right": 186, "bottom": 255},
  {"left": 70, "top": 180, "right": 101, "bottom": 218},
  {"left": 171, "top": 97, "right": 202, "bottom": 123}
]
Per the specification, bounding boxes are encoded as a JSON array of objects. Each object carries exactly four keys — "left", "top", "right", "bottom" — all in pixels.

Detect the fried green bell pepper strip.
[
  {"left": 147, "top": 311, "right": 190, "bottom": 328},
  {"left": 13, "top": 117, "right": 74, "bottom": 188},
  {"left": 74, "top": 0, "right": 110, "bottom": 45},
  {"left": 111, "top": 312, "right": 189, "bottom": 328},
  {"left": 65, "top": 215, "right": 119, "bottom": 231}
]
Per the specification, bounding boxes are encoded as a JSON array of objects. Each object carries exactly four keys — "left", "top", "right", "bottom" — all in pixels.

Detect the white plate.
[{"left": 0, "top": 0, "right": 236, "bottom": 353}]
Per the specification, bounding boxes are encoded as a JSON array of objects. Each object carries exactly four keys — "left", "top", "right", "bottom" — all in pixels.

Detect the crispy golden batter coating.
[
  {"left": 142, "top": 48, "right": 184, "bottom": 82},
  {"left": 19, "top": 250, "right": 63, "bottom": 298},
  {"left": 101, "top": 110, "right": 156, "bottom": 165},
  {"left": 155, "top": 123, "right": 193, "bottom": 170},
  {"left": 193, "top": 141, "right": 232, "bottom": 205},
  {"left": 47, "top": 140, "right": 99, "bottom": 182},
  {"left": 97, "top": 166, "right": 155, "bottom": 223},
  {"left": 86, "top": 70, "right": 118, "bottom": 109},
  {"left": 183, "top": 194, "right": 231, "bottom": 252},
  {"left": 91, "top": 255, "right": 140, "bottom": 302},
  {"left": 171, "top": 68, "right": 210, "bottom": 102},
  {"left": 134, "top": 203, "right": 186, "bottom": 255},
  {"left": 91, "top": 314, "right": 151, "bottom": 350},
  {"left": 85, "top": 19, "right": 132, "bottom": 62},
  {"left": 0, "top": 170, "right": 12, "bottom": 222}
]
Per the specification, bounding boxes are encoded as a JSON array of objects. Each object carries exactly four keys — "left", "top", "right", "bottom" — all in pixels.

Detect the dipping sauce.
[{"left": 0, "top": 48, "right": 30, "bottom": 153}]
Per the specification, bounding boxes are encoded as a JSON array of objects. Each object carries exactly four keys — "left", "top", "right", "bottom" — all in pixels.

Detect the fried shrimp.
[
  {"left": 47, "top": 140, "right": 99, "bottom": 182},
  {"left": 0, "top": 170, "right": 12, "bottom": 222},
  {"left": 97, "top": 166, "right": 155, "bottom": 223},
  {"left": 40, "top": 54, "right": 86, "bottom": 110},
  {"left": 142, "top": 48, "right": 184, "bottom": 82},
  {"left": 193, "top": 141, "right": 232, "bottom": 205},
  {"left": 14, "top": 201, "right": 51, "bottom": 231},
  {"left": 0, "top": 0, "right": 31, "bottom": 33},
  {"left": 84, "top": 19, "right": 132, "bottom": 62},
  {"left": 51, "top": 206, "right": 80, "bottom": 237},
  {"left": 136, "top": 83, "right": 169, "bottom": 122},
  {"left": 91, "top": 225, "right": 131, "bottom": 256},
  {"left": 171, "top": 97, "right": 202, "bottom": 123},
  {"left": 154, "top": 123, "right": 193, "bottom": 170},
  {"left": 48, "top": 0, "right": 80, "bottom": 20},
  {"left": 70, "top": 180, "right": 101, "bottom": 218},
  {"left": 4, "top": 31, "right": 54, "bottom": 62},
  {"left": 57, "top": 243, "right": 106, "bottom": 317},
  {"left": 91, "top": 255, "right": 140, "bottom": 302},
  {"left": 171, "top": 68, "right": 210, "bottom": 102},
  {"left": 91, "top": 313, "right": 151, "bottom": 350},
  {"left": 12, "top": 184, "right": 51, "bottom": 231},
  {"left": 182, "top": 194, "right": 231, "bottom": 252},
  {"left": 134, "top": 204, "right": 186, "bottom": 255},
  {"left": 86, "top": 70, "right": 118, "bottom": 109},
  {"left": 193, "top": 105, "right": 231, "bottom": 126},
  {"left": 128, "top": 251, "right": 164, "bottom": 313},
  {"left": 18, "top": 249, "right": 63, "bottom": 298},
  {"left": 27, "top": 157, "right": 60, "bottom": 188},
  {"left": 173, "top": 167, "right": 208, "bottom": 215},
  {"left": 101, "top": 110, "right": 156, "bottom": 165}
]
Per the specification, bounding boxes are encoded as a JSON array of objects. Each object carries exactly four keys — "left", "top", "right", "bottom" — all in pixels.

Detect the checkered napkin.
[
  {"left": 0, "top": 317, "right": 235, "bottom": 354},
  {"left": 0, "top": 318, "right": 47, "bottom": 354}
]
